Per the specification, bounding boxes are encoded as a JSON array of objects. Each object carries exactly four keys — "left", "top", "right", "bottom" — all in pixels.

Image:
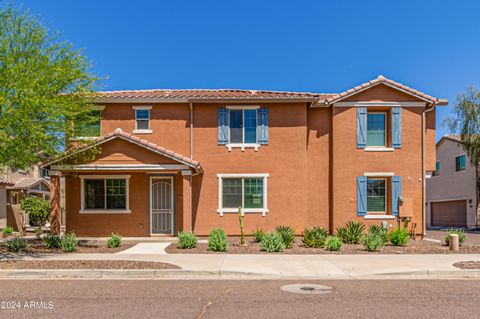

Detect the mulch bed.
[
  {"left": 166, "top": 237, "right": 480, "bottom": 254},
  {"left": 453, "top": 261, "right": 480, "bottom": 269},
  {"left": 0, "top": 260, "right": 180, "bottom": 270},
  {"left": 0, "top": 239, "right": 137, "bottom": 256}
]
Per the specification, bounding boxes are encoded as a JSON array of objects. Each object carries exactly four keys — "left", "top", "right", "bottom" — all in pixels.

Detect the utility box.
[{"left": 399, "top": 197, "right": 413, "bottom": 217}]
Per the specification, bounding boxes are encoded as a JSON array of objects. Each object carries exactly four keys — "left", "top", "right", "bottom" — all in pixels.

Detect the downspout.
[
  {"left": 189, "top": 102, "right": 193, "bottom": 232},
  {"left": 422, "top": 103, "right": 436, "bottom": 237}
]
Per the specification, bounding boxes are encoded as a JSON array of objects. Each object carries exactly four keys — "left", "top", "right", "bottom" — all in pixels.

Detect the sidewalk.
[{"left": 2, "top": 253, "right": 480, "bottom": 280}]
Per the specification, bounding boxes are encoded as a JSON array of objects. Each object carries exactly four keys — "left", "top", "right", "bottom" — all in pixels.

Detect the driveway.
[{"left": 426, "top": 229, "right": 480, "bottom": 246}]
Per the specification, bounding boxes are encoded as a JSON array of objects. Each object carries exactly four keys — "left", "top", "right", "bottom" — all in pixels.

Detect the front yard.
[{"left": 166, "top": 236, "right": 480, "bottom": 254}]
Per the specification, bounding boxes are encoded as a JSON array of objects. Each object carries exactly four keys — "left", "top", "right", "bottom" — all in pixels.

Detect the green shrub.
[
  {"left": 260, "top": 232, "right": 285, "bottom": 252},
  {"left": 325, "top": 236, "right": 342, "bottom": 251},
  {"left": 389, "top": 228, "right": 409, "bottom": 246},
  {"left": 275, "top": 225, "right": 295, "bottom": 248},
  {"left": 7, "top": 237, "right": 27, "bottom": 252},
  {"left": 302, "top": 227, "right": 327, "bottom": 248},
  {"left": 336, "top": 221, "right": 365, "bottom": 244},
  {"left": 177, "top": 231, "right": 198, "bottom": 249},
  {"left": 368, "top": 224, "right": 388, "bottom": 243},
  {"left": 43, "top": 233, "right": 61, "bottom": 249},
  {"left": 2, "top": 227, "right": 13, "bottom": 235},
  {"left": 208, "top": 228, "right": 228, "bottom": 252},
  {"left": 20, "top": 196, "right": 50, "bottom": 225},
  {"left": 60, "top": 232, "right": 78, "bottom": 252},
  {"left": 362, "top": 232, "right": 385, "bottom": 252},
  {"left": 444, "top": 229, "right": 466, "bottom": 246},
  {"left": 106, "top": 233, "right": 122, "bottom": 248},
  {"left": 252, "top": 228, "right": 266, "bottom": 243}
]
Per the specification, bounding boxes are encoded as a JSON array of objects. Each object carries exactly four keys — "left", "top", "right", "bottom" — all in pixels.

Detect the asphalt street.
[{"left": 0, "top": 279, "right": 479, "bottom": 319}]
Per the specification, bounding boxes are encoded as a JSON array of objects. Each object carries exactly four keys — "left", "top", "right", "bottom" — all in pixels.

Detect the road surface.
[{"left": 0, "top": 279, "right": 479, "bottom": 318}]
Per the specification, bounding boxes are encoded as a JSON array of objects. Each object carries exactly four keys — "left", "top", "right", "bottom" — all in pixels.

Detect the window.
[
  {"left": 367, "top": 113, "right": 386, "bottom": 147},
  {"left": 367, "top": 178, "right": 386, "bottom": 212},
  {"left": 133, "top": 106, "right": 151, "bottom": 133},
  {"left": 229, "top": 109, "right": 257, "bottom": 144},
  {"left": 217, "top": 174, "right": 268, "bottom": 215},
  {"left": 81, "top": 176, "right": 130, "bottom": 213},
  {"left": 433, "top": 161, "right": 440, "bottom": 176},
  {"left": 74, "top": 110, "right": 101, "bottom": 138},
  {"left": 456, "top": 154, "right": 466, "bottom": 172}
]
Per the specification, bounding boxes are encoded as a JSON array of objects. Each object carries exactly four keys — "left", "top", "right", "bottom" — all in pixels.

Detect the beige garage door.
[{"left": 431, "top": 200, "right": 467, "bottom": 227}]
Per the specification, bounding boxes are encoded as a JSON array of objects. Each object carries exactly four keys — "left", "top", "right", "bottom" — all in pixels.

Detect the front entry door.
[{"left": 150, "top": 177, "right": 174, "bottom": 235}]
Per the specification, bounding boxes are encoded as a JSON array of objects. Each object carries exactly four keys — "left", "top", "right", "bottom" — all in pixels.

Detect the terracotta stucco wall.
[
  {"left": 65, "top": 171, "right": 184, "bottom": 237},
  {"left": 331, "top": 106, "right": 424, "bottom": 232}
]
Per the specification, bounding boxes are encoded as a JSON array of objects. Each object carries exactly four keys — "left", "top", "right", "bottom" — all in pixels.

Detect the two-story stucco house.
[
  {"left": 426, "top": 135, "right": 478, "bottom": 228},
  {"left": 43, "top": 75, "right": 447, "bottom": 237}
]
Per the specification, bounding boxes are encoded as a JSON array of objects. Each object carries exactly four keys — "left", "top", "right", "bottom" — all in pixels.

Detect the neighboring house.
[
  {"left": 43, "top": 75, "right": 446, "bottom": 237},
  {"left": 426, "top": 135, "right": 478, "bottom": 228},
  {"left": 6, "top": 178, "right": 51, "bottom": 231},
  {"left": 0, "top": 179, "right": 14, "bottom": 229},
  {"left": 0, "top": 166, "right": 51, "bottom": 231}
]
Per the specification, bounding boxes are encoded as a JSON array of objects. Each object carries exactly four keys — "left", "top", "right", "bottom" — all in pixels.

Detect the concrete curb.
[{"left": 0, "top": 269, "right": 480, "bottom": 280}]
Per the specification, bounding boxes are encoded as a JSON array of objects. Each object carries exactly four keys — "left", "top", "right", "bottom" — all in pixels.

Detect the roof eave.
[{"left": 91, "top": 97, "right": 319, "bottom": 104}]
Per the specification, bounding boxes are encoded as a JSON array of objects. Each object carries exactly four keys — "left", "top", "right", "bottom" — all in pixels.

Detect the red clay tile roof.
[
  {"left": 318, "top": 75, "right": 447, "bottom": 105},
  {"left": 0, "top": 179, "right": 14, "bottom": 187},
  {"left": 91, "top": 89, "right": 334, "bottom": 102},
  {"left": 45, "top": 128, "right": 202, "bottom": 174}
]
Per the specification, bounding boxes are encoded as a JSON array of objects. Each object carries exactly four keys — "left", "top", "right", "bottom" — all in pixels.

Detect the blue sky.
[{"left": 18, "top": 0, "right": 480, "bottom": 139}]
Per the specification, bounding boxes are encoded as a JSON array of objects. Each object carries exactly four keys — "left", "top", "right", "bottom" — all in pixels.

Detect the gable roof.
[
  {"left": 8, "top": 178, "right": 50, "bottom": 191},
  {"left": 318, "top": 75, "right": 448, "bottom": 106},
  {"left": 0, "top": 179, "right": 14, "bottom": 187},
  {"left": 91, "top": 89, "right": 334, "bottom": 103},
  {"left": 43, "top": 128, "right": 202, "bottom": 174}
]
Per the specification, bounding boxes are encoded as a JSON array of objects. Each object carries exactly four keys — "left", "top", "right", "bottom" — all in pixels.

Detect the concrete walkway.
[{"left": 3, "top": 253, "right": 480, "bottom": 280}]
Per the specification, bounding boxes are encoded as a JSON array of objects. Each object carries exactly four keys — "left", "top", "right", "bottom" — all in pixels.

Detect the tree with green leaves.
[
  {"left": 446, "top": 86, "right": 480, "bottom": 195},
  {"left": 0, "top": 4, "right": 99, "bottom": 170}
]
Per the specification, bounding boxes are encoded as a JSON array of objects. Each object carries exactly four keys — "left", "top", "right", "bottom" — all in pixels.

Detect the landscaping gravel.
[
  {"left": 166, "top": 236, "right": 480, "bottom": 254},
  {"left": 0, "top": 260, "right": 180, "bottom": 270},
  {"left": 453, "top": 261, "right": 480, "bottom": 269}
]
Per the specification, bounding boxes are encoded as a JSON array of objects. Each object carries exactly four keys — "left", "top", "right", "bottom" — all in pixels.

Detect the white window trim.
[
  {"left": 80, "top": 175, "right": 131, "bottom": 214},
  {"left": 366, "top": 177, "right": 387, "bottom": 214},
  {"left": 363, "top": 215, "right": 395, "bottom": 220},
  {"left": 217, "top": 173, "right": 269, "bottom": 216},
  {"left": 366, "top": 111, "right": 387, "bottom": 148},
  {"left": 226, "top": 106, "right": 260, "bottom": 151},
  {"left": 364, "top": 147, "right": 394, "bottom": 152},
  {"left": 454, "top": 153, "right": 467, "bottom": 172},
  {"left": 133, "top": 106, "right": 151, "bottom": 133},
  {"left": 364, "top": 172, "right": 394, "bottom": 177}
]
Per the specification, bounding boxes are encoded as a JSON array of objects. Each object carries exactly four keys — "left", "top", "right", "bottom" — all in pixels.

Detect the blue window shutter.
[
  {"left": 392, "top": 107, "right": 402, "bottom": 148},
  {"left": 257, "top": 107, "right": 269, "bottom": 145},
  {"left": 357, "top": 176, "right": 367, "bottom": 216},
  {"left": 392, "top": 176, "right": 402, "bottom": 216},
  {"left": 356, "top": 107, "right": 367, "bottom": 148},
  {"left": 217, "top": 108, "right": 229, "bottom": 144}
]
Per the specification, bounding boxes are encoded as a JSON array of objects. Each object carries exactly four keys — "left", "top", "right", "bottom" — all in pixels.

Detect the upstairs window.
[
  {"left": 73, "top": 110, "right": 102, "bottom": 138},
  {"left": 455, "top": 154, "right": 466, "bottom": 172},
  {"left": 217, "top": 107, "right": 268, "bottom": 150},
  {"left": 433, "top": 161, "right": 440, "bottom": 176},
  {"left": 229, "top": 109, "right": 257, "bottom": 144},
  {"left": 367, "top": 112, "right": 386, "bottom": 147},
  {"left": 133, "top": 106, "right": 151, "bottom": 133}
]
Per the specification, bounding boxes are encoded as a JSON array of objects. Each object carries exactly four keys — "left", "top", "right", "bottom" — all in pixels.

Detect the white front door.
[{"left": 150, "top": 177, "right": 174, "bottom": 235}]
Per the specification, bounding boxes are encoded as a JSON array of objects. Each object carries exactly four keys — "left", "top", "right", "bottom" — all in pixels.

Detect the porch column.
[
  {"left": 49, "top": 171, "right": 62, "bottom": 235},
  {"left": 181, "top": 171, "right": 192, "bottom": 232}
]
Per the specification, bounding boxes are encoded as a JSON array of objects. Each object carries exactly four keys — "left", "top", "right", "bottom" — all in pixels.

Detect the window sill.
[
  {"left": 80, "top": 209, "right": 131, "bottom": 214},
  {"left": 133, "top": 129, "right": 152, "bottom": 134},
  {"left": 364, "top": 147, "right": 394, "bottom": 152},
  {"left": 226, "top": 143, "right": 260, "bottom": 152},
  {"left": 217, "top": 208, "right": 268, "bottom": 217},
  {"left": 363, "top": 214, "right": 395, "bottom": 220}
]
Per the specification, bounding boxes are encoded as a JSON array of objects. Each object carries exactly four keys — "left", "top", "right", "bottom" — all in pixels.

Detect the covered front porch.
[{"left": 43, "top": 128, "right": 202, "bottom": 237}]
